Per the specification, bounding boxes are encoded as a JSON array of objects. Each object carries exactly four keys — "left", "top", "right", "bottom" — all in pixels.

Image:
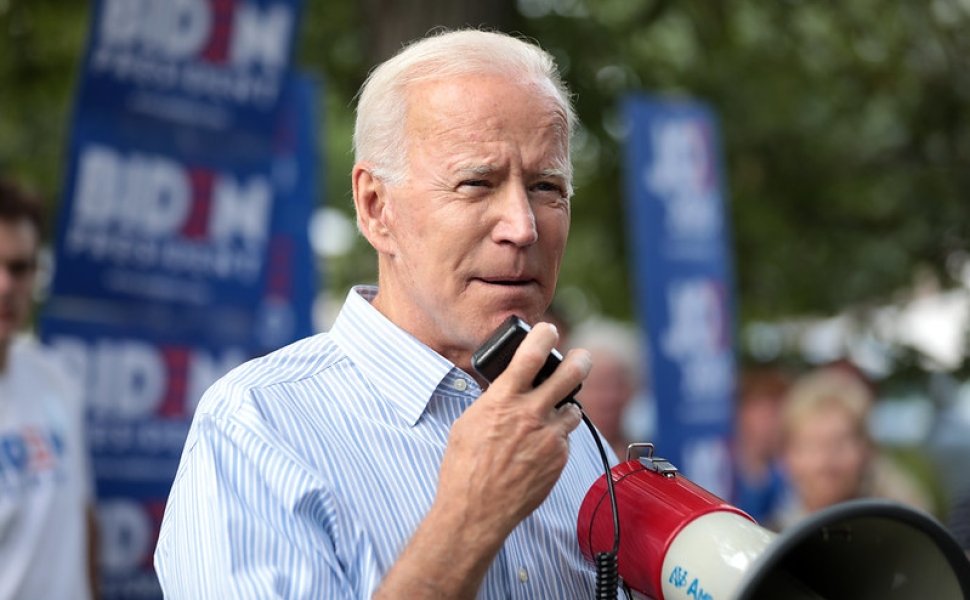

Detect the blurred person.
[
  {"left": 774, "top": 367, "right": 930, "bottom": 530},
  {"left": 155, "top": 29, "right": 621, "bottom": 598},
  {"left": 568, "top": 317, "right": 645, "bottom": 459},
  {"left": 773, "top": 367, "right": 872, "bottom": 529},
  {"left": 824, "top": 359, "right": 934, "bottom": 513},
  {"left": 730, "top": 366, "right": 792, "bottom": 524},
  {"left": 0, "top": 179, "right": 96, "bottom": 599}
]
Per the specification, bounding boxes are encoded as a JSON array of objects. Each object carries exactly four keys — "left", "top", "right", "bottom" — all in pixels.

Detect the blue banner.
[
  {"left": 79, "top": 0, "right": 303, "bottom": 133},
  {"left": 47, "top": 73, "right": 318, "bottom": 353},
  {"left": 41, "top": 2, "right": 315, "bottom": 597},
  {"left": 43, "top": 319, "right": 247, "bottom": 598},
  {"left": 623, "top": 95, "right": 736, "bottom": 498}
]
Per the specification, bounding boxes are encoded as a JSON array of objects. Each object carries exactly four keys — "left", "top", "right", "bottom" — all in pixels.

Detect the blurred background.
[
  {"left": 2, "top": 0, "right": 970, "bottom": 595},
  {"left": 5, "top": 1, "right": 970, "bottom": 361}
]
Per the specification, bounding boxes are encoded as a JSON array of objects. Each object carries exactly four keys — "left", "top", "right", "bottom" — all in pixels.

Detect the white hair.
[
  {"left": 353, "top": 28, "right": 577, "bottom": 186},
  {"left": 568, "top": 317, "right": 644, "bottom": 386}
]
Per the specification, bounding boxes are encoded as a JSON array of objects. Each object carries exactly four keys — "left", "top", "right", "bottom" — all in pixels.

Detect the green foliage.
[
  {"left": 0, "top": 1, "right": 89, "bottom": 213},
  {"left": 522, "top": 0, "right": 970, "bottom": 328}
]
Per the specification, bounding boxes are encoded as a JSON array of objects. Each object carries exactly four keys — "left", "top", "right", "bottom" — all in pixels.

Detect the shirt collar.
[{"left": 330, "top": 285, "right": 460, "bottom": 426}]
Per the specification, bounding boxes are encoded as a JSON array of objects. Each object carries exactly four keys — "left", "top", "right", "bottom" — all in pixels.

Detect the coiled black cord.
[
  {"left": 593, "top": 551, "right": 620, "bottom": 600},
  {"left": 566, "top": 403, "right": 626, "bottom": 599}
]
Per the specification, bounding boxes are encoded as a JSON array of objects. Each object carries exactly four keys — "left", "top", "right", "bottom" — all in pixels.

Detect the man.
[
  {"left": 0, "top": 179, "right": 95, "bottom": 599},
  {"left": 730, "top": 367, "right": 791, "bottom": 524},
  {"left": 155, "top": 29, "right": 611, "bottom": 598}
]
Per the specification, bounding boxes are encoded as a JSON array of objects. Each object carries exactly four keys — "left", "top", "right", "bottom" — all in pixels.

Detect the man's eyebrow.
[
  {"left": 456, "top": 164, "right": 498, "bottom": 176},
  {"left": 536, "top": 167, "right": 568, "bottom": 179},
  {"left": 538, "top": 167, "right": 575, "bottom": 197}
]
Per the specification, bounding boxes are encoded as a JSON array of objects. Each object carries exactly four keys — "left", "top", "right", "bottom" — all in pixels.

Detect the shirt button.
[
  {"left": 453, "top": 378, "right": 468, "bottom": 391},
  {"left": 517, "top": 567, "right": 528, "bottom": 582}
]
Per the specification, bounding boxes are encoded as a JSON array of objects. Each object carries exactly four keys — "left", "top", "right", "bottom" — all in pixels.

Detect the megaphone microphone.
[{"left": 577, "top": 443, "right": 970, "bottom": 600}]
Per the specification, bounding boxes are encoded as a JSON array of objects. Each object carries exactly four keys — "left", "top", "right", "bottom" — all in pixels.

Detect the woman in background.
[{"left": 774, "top": 366, "right": 932, "bottom": 530}]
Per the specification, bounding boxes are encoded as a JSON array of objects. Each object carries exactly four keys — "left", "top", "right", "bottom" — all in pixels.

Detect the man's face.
[
  {"left": 0, "top": 218, "right": 38, "bottom": 351},
  {"left": 738, "top": 394, "right": 783, "bottom": 458},
  {"left": 372, "top": 75, "right": 571, "bottom": 367}
]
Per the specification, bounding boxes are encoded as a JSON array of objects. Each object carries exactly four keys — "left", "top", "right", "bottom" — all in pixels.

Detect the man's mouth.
[{"left": 476, "top": 277, "right": 535, "bottom": 286}]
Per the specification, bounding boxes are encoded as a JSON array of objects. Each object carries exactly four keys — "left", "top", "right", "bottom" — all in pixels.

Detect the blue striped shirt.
[{"left": 154, "top": 286, "right": 610, "bottom": 599}]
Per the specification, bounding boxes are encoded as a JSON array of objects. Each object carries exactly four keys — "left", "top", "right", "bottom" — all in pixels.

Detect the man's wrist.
[{"left": 375, "top": 497, "right": 509, "bottom": 599}]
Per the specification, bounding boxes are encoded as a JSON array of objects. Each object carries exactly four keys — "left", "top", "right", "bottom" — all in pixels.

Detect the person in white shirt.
[{"left": 0, "top": 178, "right": 96, "bottom": 600}]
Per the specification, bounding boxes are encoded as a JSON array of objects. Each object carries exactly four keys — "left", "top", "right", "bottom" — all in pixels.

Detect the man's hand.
[
  {"left": 375, "top": 323, "right": 590, "bottom": 599},
  {"left": 439, "top": 322, "right": 588, "bottom": 531}
]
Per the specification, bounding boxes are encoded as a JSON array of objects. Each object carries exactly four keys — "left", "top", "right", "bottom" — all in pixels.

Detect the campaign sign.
[
  {"left": 623, "top": 95, "right": 736, "bottom": 497},
  {"left": 47, "top": 74, "right": 319, "bottom": 353},
  {"left": 44, "top": 319, "right": 247, "bottom": 599},
  {"left": 42, "top": 70, "right": 318, "bottom": 597},
  {"left": 53, "top": 132, "right": 277, "bottom": 306},
  {"left": 79, "top": 0, "right": 303, "bottom": 134},
  {"left": 258, "top": 73, "right": 319, "bottom": 350}
]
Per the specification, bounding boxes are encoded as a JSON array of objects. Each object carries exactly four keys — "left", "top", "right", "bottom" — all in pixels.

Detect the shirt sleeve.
[{"left": 154, "top": 397, "right": 379, "bottom": 599}]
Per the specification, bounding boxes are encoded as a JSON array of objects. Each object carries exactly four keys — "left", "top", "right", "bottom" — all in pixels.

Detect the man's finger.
[
  {"left": 551, "top": 401, "right": 583, "bottom": 434},
  {"left": 495, "top": 322, "right": 561, "bottom": 392},
  {"left": 534, "top": 348, "right": 591, "bottom": 412}
]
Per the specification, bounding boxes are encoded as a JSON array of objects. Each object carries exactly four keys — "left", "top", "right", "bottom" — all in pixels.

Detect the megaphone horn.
[{"left": 577, "top": 443, "right": 970, "bottom": 600}]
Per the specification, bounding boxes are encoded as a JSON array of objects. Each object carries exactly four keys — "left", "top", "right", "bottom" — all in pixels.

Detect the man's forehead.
[
  {"left": 0, "top": 218, "right": 40, "bottom": 251},
  {"left": 400, "top": 75, "right": 571, "bottom": 182},
  {"left": 407, "top": 75, "right": 566, "bottom": 124}
]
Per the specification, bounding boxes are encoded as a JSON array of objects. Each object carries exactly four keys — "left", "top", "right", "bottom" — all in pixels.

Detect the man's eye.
[
  {"left": 460, "top": 179, "right": 490, "bottom": 188},
  {"left": 532, "top": 181, "right": 565, "bottom": 195},
  {"left": 3, "top": 259, "right": 36, "bottom": 278}
]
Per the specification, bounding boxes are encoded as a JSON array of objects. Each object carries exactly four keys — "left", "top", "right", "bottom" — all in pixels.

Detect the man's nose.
[{"left": 492, "top": 184, "right": 538, "bottom": 247}]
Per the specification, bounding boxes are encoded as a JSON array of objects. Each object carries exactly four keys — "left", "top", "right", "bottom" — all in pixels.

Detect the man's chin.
[
  {"left": 483, "top": 306, "right": 543, "bottom": 329},
  {"left": 444, "top": 295, "right": 549, "bottom": 352}
]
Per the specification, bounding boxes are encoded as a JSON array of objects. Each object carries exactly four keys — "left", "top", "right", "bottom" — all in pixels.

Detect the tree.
[
  {"left": 0, "top": 0, "right": 88, "bottom": 218},
  {"left": 520, "top": 0, "right": 970, "bottom": 333},
  {"left": 3, "top": 0, "right": 969, "bottom": 367}
]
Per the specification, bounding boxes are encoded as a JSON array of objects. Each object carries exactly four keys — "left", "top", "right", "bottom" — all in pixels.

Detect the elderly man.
[
  {"left": 0, "top": 180, "right": 95, "bottom": 599},
  {"left": 155, "top": 29, "right": 610, "bottom": 598}
]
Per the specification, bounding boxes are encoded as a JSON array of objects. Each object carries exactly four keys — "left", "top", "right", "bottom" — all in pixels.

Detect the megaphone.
[{"left": 577, "top": 443, "right": 970, "bottom": 599}]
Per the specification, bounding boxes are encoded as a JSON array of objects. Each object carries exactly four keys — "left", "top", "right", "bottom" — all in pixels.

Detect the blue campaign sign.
[
  {"left": 43, "top": 4, "right": 316, "bottom": 596},
  {"left": 79, "top": 0, "right": 303, "bottom": 134},
  {"left": 52, "top": 124, "right": 278, "bottom": 306},
  {"left": 43, "top": 317, "right": 248, "bottom": 599},
  {"left": 47, "top": 73, "right": 319, "bottom": 354},
  {"left": 251, "top": 72, "right": 319, "bottom": 351},
  {"left": 42, "top": 71, "right": 318, "bottom": 599},
  {"left": 623, "top": 95, "right": 737, "bottom": 498}
]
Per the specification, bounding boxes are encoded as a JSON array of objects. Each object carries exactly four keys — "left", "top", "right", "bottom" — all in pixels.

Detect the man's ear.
[{"left": 352, "top": 163, "right": 395, "bottom": 254}]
